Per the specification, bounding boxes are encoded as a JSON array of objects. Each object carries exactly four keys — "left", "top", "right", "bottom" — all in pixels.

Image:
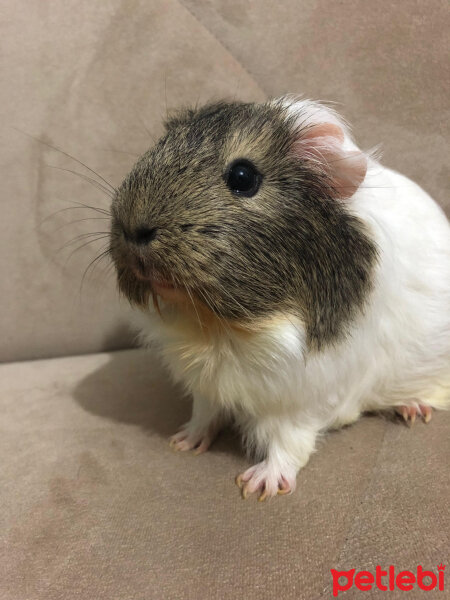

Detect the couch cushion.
[
  {"left": 0, "top": 0, "right": 264, "bottom": 362},
  {"left": 1, "top": 0, "right": 448, "bottom": 362},
  {"left": 1, "top": 350, "right": 448, "bottom": 599}
]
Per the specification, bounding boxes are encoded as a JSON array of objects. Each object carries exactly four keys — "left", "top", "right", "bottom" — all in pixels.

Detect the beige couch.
[{"left": 1, "top": 2, "right": 449, "bottom": 598}]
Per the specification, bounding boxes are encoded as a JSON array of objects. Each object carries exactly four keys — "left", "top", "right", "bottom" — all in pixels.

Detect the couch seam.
[{"left": 177, "top": 0, "right": 267, "bottom": 98}]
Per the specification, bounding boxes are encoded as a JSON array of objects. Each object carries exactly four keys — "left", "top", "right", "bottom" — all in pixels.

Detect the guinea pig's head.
[{"left": 110, "top": 97, "right": 377, "bottom": 347}]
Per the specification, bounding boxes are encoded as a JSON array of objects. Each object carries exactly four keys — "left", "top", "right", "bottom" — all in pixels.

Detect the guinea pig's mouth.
[
  {"left": 132, "top": 265, "right": 173, "bottom": 288},
  {"left": 130, "top": 257, "right": 186, "bottom": 302}
]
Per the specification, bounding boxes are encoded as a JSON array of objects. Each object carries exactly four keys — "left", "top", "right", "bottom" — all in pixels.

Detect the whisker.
[
  {"left": 58, "top": 231, "right": 112, "bottom": 252},
  {"left": 102, "top": 260, "right": 117, "bottom": 280},
  {"left": 54, "top": 216, "right": 110, "bottom": 231},
  {"left": 40, "top": 203, "right": 110, "bottom": 227},
  {"left": 63, "top": 200, "right": 110, "bottom": 214},
  {"left": 196, "top": 287, "right": 233, "bottom": 336},
  {"left": 80, "top": 247, "right": 112, "bottom": 297},
  {"left": 185, "top": 283, "right": 204, "bottom": 334},
  {"left": 95, "top": 262, "right": 117, "bottom": 288},
  {"left": 63, "top": 236, "right": 111, "bottom": 263},
  {"left": 15, "top": 128, "right": 117, "bottom": 192},
  {"left": 45, "top": 164, "right": 115, "bottom": 199}
]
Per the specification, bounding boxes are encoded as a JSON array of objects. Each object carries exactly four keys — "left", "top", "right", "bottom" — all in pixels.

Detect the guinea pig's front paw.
[
  {"left": 236, "top": 460, "right": 297, "bottom": 502},
  {"left": 169, "top": 420, "right": 218, "bottom": 455}
]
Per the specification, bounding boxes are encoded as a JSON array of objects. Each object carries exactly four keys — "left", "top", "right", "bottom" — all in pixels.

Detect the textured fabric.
[
  {"left": 0, "top": 0, "right": 263, "bottom": 362},
  {"left": 0, "top": 0, "right": 449, "bottom": 361},
  {"left": 1, "top": 3, "right": 449, "bottom": 597},
  {"left": 1, "top": 349, "right": 448, "bottom": 599}
]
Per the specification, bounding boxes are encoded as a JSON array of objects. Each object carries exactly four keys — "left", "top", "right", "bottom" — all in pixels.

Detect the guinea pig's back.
[
  {"left": 350, "top": 163, "right": 450, "bottom": 408},
  {"left": 355, "top": 163, "right": 450, "bottom": 291}
]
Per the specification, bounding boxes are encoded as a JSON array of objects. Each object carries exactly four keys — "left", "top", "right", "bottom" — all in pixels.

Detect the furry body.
[
  {"left": 132, "top": 165, "right": 450, "bottom": 494},
  {"left": 112, "top": 98, "right": 450, "bottom": 498}
]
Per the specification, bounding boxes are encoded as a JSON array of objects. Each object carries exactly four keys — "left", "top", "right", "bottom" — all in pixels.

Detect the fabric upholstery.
[
  {"left": 1, "top": 3, "right": 448, "bottom": 598},
  {"left": 1, "top": 349, "right": 448, "bottom": 599},
  {"left": 1, "top": 0, "right": 448, "bottom": 361}
]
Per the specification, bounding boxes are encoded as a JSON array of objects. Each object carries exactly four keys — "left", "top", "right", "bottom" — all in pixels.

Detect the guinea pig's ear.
[{"left": 290, "top": 116, "right": 367, "bottom": 200}]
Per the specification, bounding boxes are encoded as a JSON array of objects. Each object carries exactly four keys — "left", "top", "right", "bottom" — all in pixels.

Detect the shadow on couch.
[{"left": 72, "top": 347, "right": 242, "bottom": 456}]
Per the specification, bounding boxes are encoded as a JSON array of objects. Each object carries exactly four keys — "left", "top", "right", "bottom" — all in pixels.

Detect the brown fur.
[{"left": 110, "top": 99, "right": 378, "bottom": 349}]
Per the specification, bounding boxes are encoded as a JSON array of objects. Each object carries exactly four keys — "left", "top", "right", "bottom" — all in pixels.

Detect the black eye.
[{"left": 225, "top": 159, "right": 261, "bottom": 197}]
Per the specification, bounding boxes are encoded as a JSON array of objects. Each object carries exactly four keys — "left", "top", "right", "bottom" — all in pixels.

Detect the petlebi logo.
[{"left": 331, "top": 564, "right": 445, "bottom": 596}]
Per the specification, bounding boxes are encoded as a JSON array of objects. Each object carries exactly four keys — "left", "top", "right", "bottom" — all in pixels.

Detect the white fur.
[{"left": 132, "top": 99, "right": 450, "bottom": 496}]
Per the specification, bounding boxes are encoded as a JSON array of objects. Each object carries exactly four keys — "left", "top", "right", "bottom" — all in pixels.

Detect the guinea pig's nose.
[{"left": 132, "top": 226, "right": 158, "bottom": 245}]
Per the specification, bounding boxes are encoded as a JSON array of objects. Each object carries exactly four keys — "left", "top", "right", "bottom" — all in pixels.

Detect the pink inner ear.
[
  {"left": 293, "top": 123, "right": 367, "bottom": 199},
  {"left": 302, "top": 122, "right": 345, "bottom": 144}
]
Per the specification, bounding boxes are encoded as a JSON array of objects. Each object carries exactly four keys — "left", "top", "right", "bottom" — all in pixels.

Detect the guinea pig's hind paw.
[
  {"left": 395, "top": 404, "right": 432, "bottom": 426},
  {"left": 236, "top": 461, "right": 296, "bottom": 501}
]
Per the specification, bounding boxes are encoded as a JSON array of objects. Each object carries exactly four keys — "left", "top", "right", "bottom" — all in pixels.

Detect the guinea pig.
[{"left": 110, "top": 96, "right": 450, "bottom": 500}]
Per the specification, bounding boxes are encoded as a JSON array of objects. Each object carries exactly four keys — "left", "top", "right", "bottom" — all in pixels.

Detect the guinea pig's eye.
[{"left": 225, "top": 159, "right": 261, "bottom": 197}]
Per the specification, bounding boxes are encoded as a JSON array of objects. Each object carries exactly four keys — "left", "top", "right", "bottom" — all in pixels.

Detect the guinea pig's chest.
[{"left": 154, "top": 314, "right": 305, "bottom": 412}]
